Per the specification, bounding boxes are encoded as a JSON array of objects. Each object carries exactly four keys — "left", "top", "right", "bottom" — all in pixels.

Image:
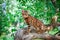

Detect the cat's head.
[{"left": 22, "top": 10, "right": 29, "bottom": 18}]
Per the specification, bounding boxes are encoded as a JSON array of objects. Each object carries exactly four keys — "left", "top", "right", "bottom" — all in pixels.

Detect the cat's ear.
[
  {"left": 22, "top": 10, "right": 25, "bottom": 12},
  {"left": 22, "top": 10, "right": 28, "bottom": 14},
  {"left": 22, "top": 10, "right": 29, "bottom": 18},
  {"left": 22, "top": 10, "right": 24, "bottom": 14}
]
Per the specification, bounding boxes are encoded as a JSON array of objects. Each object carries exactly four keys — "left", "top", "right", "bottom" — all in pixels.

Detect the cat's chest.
[{"left": 25, "top": 16, "right": 37, "bottom": 26}]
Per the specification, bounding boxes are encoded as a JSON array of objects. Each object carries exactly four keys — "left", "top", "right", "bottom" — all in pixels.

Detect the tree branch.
[{"left": 14, "top": 29, "right": 60, "bottom": 40}]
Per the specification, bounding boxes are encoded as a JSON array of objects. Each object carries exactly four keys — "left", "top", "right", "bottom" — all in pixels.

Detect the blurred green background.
[{"left": 0, "top": 0, "right": 60, "bottom": 40}]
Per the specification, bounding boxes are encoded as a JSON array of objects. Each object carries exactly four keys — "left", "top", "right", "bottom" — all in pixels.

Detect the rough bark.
[{"left": 14, "top": 28, "right": 60, "bottom": 40}]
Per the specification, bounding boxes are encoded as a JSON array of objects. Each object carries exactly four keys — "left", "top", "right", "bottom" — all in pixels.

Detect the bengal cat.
[{"left": 22, "top": 10, "right": 52, "bottom": 34}]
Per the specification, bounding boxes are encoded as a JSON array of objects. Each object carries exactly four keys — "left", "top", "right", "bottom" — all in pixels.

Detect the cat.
[{"left": 22, "top": 10, "right": 52, "bottom": 34}]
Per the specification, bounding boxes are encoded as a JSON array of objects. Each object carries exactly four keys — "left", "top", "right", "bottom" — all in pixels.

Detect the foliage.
[{"left": 0, "top": 0, "right": 60, "bottom": 40}]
